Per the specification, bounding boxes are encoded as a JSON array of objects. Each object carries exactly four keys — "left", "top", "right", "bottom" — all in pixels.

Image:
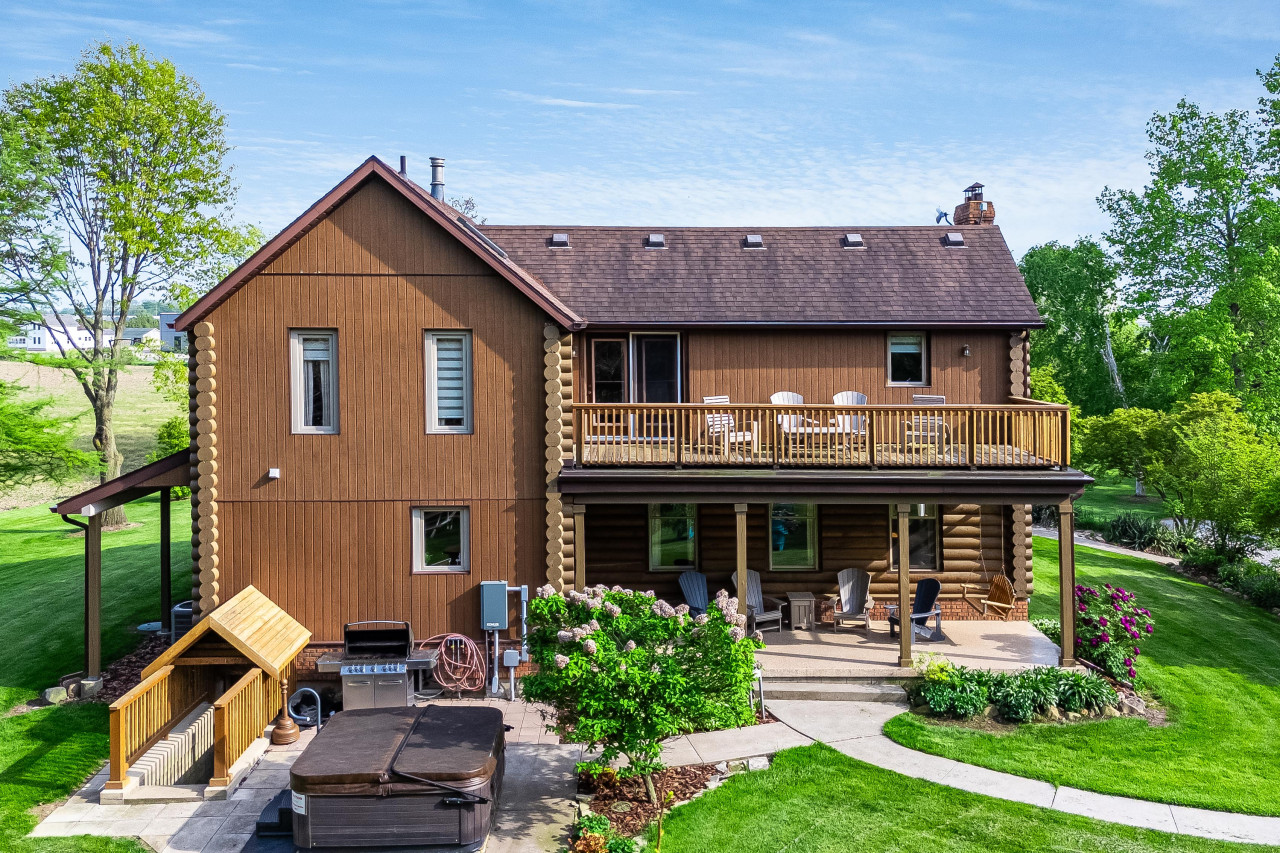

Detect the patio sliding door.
[{"left": 588, "top": 333, "right": 682, "bottom": 440}]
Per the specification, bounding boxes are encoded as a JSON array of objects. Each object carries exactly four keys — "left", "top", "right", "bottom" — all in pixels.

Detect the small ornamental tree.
[
  {"left": 1074, "top": 582, "right": 1154, "bottom": 681},
  {"left": 522, "top": 584, "right": 761, "bottom": 803}
]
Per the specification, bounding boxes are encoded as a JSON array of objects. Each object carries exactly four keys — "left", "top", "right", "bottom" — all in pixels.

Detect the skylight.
[
  {"left": 943, "top": 232, "right": 965, "bottom": 247},
  {"left": 743, "top": 234, "right": 764, "bottom": 249},
  {"left": 645, "top": 233, "right": 666, "bottom": 249},
  {"left": 843, "top": 233, "right": 864, "bottom": 248},
  {"left": 549, "top": 233, "right": 570, "bottom": 248}
]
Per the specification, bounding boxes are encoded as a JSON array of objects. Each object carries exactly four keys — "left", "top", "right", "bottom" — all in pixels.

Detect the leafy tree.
[
  {"left": 147, "top": 415, "right": 190, "bottom": 498},
  {"left": 1078, "top": 392, "right": 1280, "bottom": 553},
  {"left": 1022, "top": 240, "right": 1131, "bottom": 414},
  {"left": 126, "top": 312, "right": 157, "bottom": 328},
  {"left": 1099, "top": 64, "right": 1280, "bottom": 431},
  {"left": 1, "top": 42, "right": 241, "bottom": 524},
  {"left": 0, "top": 380, "right": 96, "bottom": 492}
]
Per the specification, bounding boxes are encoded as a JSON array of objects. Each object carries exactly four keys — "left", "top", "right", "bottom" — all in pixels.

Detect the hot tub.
[{"left": 289, "top": 705, "right": 505, "bottom": 851}]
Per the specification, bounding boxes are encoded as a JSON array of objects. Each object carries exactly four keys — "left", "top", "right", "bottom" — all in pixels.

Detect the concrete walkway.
[
  {"left": 1032, "top": 525, "right": 1180, "bottom": 565},
  {"left": 756, "top": 699, "right": 1280, "bottom": 847}
]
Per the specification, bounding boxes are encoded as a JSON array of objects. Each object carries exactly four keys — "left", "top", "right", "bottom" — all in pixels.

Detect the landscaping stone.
[
  {"left": 1045, "top": 707, "right": 1062, "bottom": 721},
  {"left": 1121, "top": 695, "right": 1147, "bottom": 716},
  {"left": 41, "top": 686, "right": 68, "bottom": 704},
  {"left": 746, "top": 757, "right": 769, "bottom": 771},
  {"left": 1102, "top": 705, "right": 1121, "bottom": 718}
]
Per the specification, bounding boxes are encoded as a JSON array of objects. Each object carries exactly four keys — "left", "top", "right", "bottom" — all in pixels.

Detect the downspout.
[{"left": 56, "top": 511, "right": 90, "bottom": 675}]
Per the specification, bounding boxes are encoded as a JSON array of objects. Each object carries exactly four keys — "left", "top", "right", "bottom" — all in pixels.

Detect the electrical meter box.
[{"left": 480, "top": 581, "right": 509, "bottom": 630}]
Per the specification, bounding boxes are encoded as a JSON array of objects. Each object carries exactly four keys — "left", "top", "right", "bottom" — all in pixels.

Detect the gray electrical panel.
[{"left": 480, "top": 581, "right": 509, "bottom": 630}]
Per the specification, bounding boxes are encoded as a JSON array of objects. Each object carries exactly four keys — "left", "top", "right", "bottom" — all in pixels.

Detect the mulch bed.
[
  {"left": 85, "top": 633, "right": 170, "bottom": 704},
  {"left": 581, "top": 763, "right": 718, "bottom": 837}
]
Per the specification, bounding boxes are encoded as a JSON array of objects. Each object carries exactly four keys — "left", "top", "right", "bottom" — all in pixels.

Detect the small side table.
[{"left": 786, "top": 592, "right": 816, "bottom": 630}]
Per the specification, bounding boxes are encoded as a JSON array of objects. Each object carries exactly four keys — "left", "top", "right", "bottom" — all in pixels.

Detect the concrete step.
[{"left": 764, "top": 681, "right": 909, "bottom": 703}]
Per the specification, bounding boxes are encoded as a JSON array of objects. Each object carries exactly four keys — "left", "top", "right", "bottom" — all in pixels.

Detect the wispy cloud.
[
  {"left": 227, "top": 62, "right": 283, "bottom": 72},
  {"left": 501, "top": 90, "right": 639, "bottom": 109}
]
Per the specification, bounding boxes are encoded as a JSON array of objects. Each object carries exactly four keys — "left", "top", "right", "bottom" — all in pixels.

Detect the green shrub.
[
  {"left": 913, "top": 658, "right": 1117, "bottom": 721},
  {"left": 606, "top": 837, "right": 638, "bottom": 853},
  {"left": 1219, "top": 560, "right": 1280, "bottom": 610},
  {"left": 1031, "top": 618, "right": 1061, "bottom": 645},
  {"left": 576, "top": 814, "right": 611, "bottom": 837},
  {"left": 1074, "top": 583, "right": 1153, "bottom": 681},
  {"left": 523, "top": 584, "right": 761, "bottom": 801},
  {"left": 147, "top": 415, "right": 191, "bottom": 498},
  {"left": 1073, "top": 506, "right": 1108, "bottom": 532}
]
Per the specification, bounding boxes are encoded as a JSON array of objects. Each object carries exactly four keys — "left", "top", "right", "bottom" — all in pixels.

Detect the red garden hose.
[{"left": 418, "top": 633, "right": 486, "bottom": 693}]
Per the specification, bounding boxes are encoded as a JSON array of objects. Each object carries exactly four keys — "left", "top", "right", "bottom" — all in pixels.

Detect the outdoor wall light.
[
  {"left": 961, "top": 344, "right": 971, "bottom": 357},
  {"left": 268, "top": 468, "right": 281, "bottom": 480}
]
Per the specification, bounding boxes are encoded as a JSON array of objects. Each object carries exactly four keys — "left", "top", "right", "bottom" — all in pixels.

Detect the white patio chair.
[
  {"left": 702, "top": 395, "right": 757, "bottom": 457},
  {"left": 833, "top": 391, "right": 868, "bottom": 434}
]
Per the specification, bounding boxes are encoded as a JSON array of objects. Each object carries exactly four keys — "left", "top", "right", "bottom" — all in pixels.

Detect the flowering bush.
[
  {"left": 1074, "top": 582, "right": 1154, "bottom": 681},
  {"left": 522, "top": 584, "right": 762, "bottom": 802}
]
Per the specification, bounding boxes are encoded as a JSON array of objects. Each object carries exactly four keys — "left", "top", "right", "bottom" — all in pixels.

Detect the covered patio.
[
  {"left": 754, "top": 619, "right": 1060, "bottom": 680},
  {"left": 50, "top": 450, "right": 189, "bottom": 692}
]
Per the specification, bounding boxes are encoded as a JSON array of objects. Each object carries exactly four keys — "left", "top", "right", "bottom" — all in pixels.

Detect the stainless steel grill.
[{"left": 316, "top": 622, "right": 436, "bottom": 710}]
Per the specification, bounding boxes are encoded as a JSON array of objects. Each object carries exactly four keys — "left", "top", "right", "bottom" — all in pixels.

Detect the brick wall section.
[{"left": 866, "top": 599, "right": 1028, "bottom": 622}]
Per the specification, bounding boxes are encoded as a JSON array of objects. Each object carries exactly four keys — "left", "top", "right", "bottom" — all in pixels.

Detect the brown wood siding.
[
  {"left": 218, "top": 499, "right": 543, "bottom": 641},
  {"left": 581, "top": 502, "right": 1017, "bottom": 609},
  {"left": 205, "top": 179, "right": 549, "bottom": 640},
  {"left": 683, "top": 330, "right": 1011, "bottom": 405}
]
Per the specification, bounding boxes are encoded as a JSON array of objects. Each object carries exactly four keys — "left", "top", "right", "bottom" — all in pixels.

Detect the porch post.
[
  {"left": 734, "top": 503, "right": 749, "bottom": 616},
  {"left": 160, "top": 487, "right": 172, "bottom": 633},
  {"left": 86, "top": 514, "right": 103, "bottom": 678},
  {"left": 896, "top": 504, "right": 911, "bottom": 667},
  {"left": 1058, "top": 500, "right": 1077, "bottom": 666},
  {"left": 569, "top": 504, "right": 586, "bottom": 591}
]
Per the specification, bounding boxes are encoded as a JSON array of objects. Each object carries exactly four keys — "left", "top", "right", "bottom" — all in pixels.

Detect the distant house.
[
  {"left": 120, "top": 327, "right": 162, "bottom": 347},
  {"left": 6, "top": 315, "right": 115, "bottom": 353},
  {"left": 159, "top": 312, "right": 185, "bottom": 352}
]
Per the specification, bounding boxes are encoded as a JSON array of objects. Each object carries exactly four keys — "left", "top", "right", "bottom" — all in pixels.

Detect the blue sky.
[{"left": 1, "top": 1, "right": 1277, "bottom": 256}]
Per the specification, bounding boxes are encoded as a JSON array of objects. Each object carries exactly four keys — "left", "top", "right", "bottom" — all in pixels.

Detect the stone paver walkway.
[{"left": 30, "top": 697, "right": 578, "bottom": 853}]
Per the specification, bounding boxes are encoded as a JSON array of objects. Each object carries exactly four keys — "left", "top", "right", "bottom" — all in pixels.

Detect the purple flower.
[
  {"left": 1099, "top": 617, "right": 1108, "bottom": 627},
  {"left": 556, "top": 630, "right": 573, "bottom": 643},
  {"left": 1128, "top": 667, "right": 1137, "bottom": 678},
  {"left": 623, "top": 640, "right": 636, "bottom": 652},
  {"left": 1100, "top": 632, "right": 1111, "bottom": 643},
  {"left": 1123, "top": 658, "right": 1132, "bottom": 666},
  {"left": 1078, "top": 603, "right": 1088, "bottom": 613},
  {"left": 1133, "top": 647, "right": 1140, "bottom": 656},
  {"left": 554, "top": 654, "right": 570, "bottom": 670},
  {"left": 1090, "top": 638, "right": 1099, "bottom": 647},
  {"left": 730, "top": 627, "right": 745, "bottom": 642},
  {"left": 582, "top": 639, "right": 597, "bottom": 655},
  {"left": 1145, "top": 624, "right": 1153, "bottom": 634}
]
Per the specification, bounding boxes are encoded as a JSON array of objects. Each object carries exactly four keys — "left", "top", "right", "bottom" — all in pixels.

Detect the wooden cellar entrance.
[{"left": 104, "top": 586, "right": 310, "bottom": 798}]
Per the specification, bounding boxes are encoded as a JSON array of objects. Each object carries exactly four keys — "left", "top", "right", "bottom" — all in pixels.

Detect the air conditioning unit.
[{"left": 170, "top": 600, "right": 194, "bottom": 645}]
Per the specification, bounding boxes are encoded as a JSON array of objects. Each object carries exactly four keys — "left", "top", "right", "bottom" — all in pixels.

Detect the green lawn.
[
  {"left": 885, "top": 537, "right": 1280, "bottom": 815},
  {"left": 651, "top": 744, "right": 1279, "bottom": 853},
  {"left": 0, "top": 495, "right": 187, "bottom": 852},
  {"left": 1075, "top": 476, "right": 1168, "bottom": 523}
]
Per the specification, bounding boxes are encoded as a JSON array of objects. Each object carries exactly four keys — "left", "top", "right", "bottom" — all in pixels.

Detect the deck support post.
[
  {"left": 160, "top": 487, "right": 172, "bottom": 633},
  {"left": 734, "top": 503, "right": 749, "bottom": 616},
  {"left": 86, "top": 514, "right": 103, "bottom": 679},
  {"left": 896, "top": 504, "right": 912, "bottom": 667},
  {"left": 1058, "top": 500, "right": 1077, "bottom": 666},
  {"left": 570, "top": 504, "right": 586, "bottom": 591}
]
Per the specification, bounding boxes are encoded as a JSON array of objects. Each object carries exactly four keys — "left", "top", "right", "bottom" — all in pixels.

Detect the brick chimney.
[{"left": 953, "top": 183, "right": 995, "bottom": 225}]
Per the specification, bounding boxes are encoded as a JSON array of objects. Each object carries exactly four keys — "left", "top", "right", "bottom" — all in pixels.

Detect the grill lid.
[{"left": 343, "top": 621, "right": 413, "bottom": 659}]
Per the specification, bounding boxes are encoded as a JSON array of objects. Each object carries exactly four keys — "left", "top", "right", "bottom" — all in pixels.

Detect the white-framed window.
[
  {"left": 425, "top": 331, "right": 473, "bottom": 434},
  {"left": 412, "top": 507, "right": 469, "bottom": 573},
  {"left": 289, "top": 329, "right": 338, "bottom": 434},
  {"left": 648, "top": 503, "right": 697, "bottom": 571},
  {"left": 890, "top": 504, "right": 940, "bottom": 571},
  {"left": 770, "top": 503, "right": 817, "bottom": 571},
  {"left": 887, "top": 333, "right": 928, "bottom": 386}
]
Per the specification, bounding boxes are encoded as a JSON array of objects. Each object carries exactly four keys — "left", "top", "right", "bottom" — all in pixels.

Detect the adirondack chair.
[
  {"left": 962, "top": 573, "right": 1019, "bottom": 620},
  {"left": 886, "top": 577, "right": 944, "bottom": 641},
  {"left": 679, "top": 571, "right": 710, "bottom": 616},
  {"left": 833, "top": 391, "right": 868, "bottom": 433},
  {"left": 832, "top": 568, "right": 872, "bottom": 633},
  {"left": 903, "top": 394, "right": 949, "bottom": 451},
  {"left": 732, "top": 570, "right": 784, "bottom": 633},
  {"left": 702, "top": 395, "right": 757, "bottom": 457}
]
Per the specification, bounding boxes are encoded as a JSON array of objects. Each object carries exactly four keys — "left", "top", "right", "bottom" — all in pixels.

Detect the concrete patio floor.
[{"left": 754, "top": 619, "right": 1061, "bottom": 679}]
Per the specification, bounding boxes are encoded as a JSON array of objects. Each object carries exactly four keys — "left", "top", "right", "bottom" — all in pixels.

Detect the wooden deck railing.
[
  {"left": 211, "top": 666, "right": 282, "bottom": 787},
  {"left": 106, "top": 665, "right": 208, "bottom": 790},
  {"left": 573, "top": 402, "right": 1070, "bottom": 469}
]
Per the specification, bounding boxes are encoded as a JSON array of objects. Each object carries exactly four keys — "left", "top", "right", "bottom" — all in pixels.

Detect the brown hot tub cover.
[{"left": 291, "top": 705, "right": 505, "bottom": 797}]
